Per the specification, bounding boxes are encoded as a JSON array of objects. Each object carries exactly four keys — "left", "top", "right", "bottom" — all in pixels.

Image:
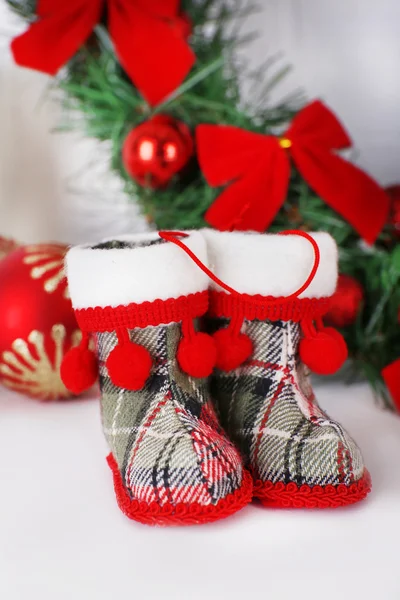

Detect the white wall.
[
  {"left": 0, "top": 3, "right": 145, "bottom": 244},
  {"left": 0, "top": 1, "right": 399, "bottom": 242},
  {"left": 243, "top": 0, "right": 400, "bottom": 183}
]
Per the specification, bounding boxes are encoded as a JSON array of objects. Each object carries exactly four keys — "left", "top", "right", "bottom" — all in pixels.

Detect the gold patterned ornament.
[
  {"left": 23, "top": 243, "right": 69, "bottom": 298},
  {"left": 0, "top": 325, "right": 82, "bottom": 401},
  {"left": 0, "top": 243, "right": 84, "bottom": 401}
]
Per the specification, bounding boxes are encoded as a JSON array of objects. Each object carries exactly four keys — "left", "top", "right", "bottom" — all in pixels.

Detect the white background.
[
  {"left": 1, "top": 382, "right": 400, "bottom": 600},
  {"left": 0, "top": 1, "right": 399, "bottom": 243},
  {"left": 244, "top": 0, "right": 400, "bottom": 184}
]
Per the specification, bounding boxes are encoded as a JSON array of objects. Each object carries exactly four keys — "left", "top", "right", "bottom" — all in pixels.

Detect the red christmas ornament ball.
[
  {"left": 122, "top": 114, "right": 194, "bottom": 189},
  {"left": 325, "top": 274, "right": 364, "bottom": 328},
  {"left": 0, "top": 244, "right": 82, "bottom": 401}
]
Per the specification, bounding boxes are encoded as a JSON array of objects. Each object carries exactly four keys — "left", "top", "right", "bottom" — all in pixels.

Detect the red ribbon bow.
[
  {"left": 11, "top": 0, "right": 195, "bottom": 107},
  {"left": 197, "top": 100, "right": 389, "bottom": 244}
]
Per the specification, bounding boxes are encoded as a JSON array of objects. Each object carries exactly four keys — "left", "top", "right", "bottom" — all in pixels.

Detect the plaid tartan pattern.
[
  {"left": 210, "top": 318, "right": 365, "bottom": 487},
  {"left": 97, "top": 322, "right": 244, "bottom": 507}
]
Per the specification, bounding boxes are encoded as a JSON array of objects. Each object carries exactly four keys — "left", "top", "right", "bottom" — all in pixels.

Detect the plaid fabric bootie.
[
  {"left": 61, "top": 232, "right": 252, "bottom": 525},
  {"left": 204, "top": 230, "right": 371, "bottom": 509}
]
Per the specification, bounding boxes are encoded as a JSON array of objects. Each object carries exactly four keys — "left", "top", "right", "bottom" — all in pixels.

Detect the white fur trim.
[
  {"left": 203, "top": 230, "right": 338, "bottom": 299},
  {"left": 66, "top": 232, "right": 209, "bottom": 309}
]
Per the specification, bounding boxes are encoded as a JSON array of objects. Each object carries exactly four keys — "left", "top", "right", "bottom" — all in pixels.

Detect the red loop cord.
[
  {"left": 301, "top": 319, "right": 317, "bottom": 338},
  {"left": 79, "top": 331, "right": 90, "bottom": 349},
  {"left": 159, "top": 231, "right": 238, "bottom": 296},
  {"left": 181, "top": 317, "right": 196, "bottom": 340},
  {"left": 159, "top": 230, "right": 321, "bottom": 305},
  {"left": 279, "top": 230, "right": 320, "bottom": 301},
  {"left": 230, "top": 313, "right": 244, "bottom": 336},
  {"left": 116, "top": 328, "right": 130, "bottom": 345}
]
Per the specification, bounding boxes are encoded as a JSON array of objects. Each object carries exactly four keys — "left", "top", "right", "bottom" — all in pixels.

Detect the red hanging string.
[{"left": 158, "top": 229, "right": 320, "bottom": 304}]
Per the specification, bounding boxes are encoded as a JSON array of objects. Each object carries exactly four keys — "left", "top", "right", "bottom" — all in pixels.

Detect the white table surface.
[{"left": 1, "top": 381, "right": 399, "bottom": 600}]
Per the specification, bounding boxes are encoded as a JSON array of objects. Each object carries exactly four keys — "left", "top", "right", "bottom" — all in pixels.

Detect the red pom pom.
[
  {"left": 323, "top": 327, "right": 348, "bottom": 357},
  {"left": 213, "top": 328, "right": 253, "bottom": 372},
  {"left": 299, "top": 329, "right": 348, "bottom": 375},
  {"left": 177, "top": 332, "right": 217, "bottom": 378},
  {"left": 61, "top": 346, "right": 98, "bottom": 395},
  {"left": 106, "top": 343, "right": 152, "bottom": 391}
]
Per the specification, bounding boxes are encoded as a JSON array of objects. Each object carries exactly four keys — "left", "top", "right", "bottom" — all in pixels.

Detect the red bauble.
[
  {"left": 386, "top": 185, "right": 400, "bottom": 238},
  {"left": 0, "top": 244, "right": 81, "bottom": 401},
  {"left": 122, "top": 114, "right": 194, "bottom": 189},
  {"left": 325, "top": 274, "right": 364, "bottom": 328}
]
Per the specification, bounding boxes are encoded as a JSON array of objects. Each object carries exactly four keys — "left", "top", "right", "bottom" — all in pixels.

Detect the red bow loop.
[
  {"left": 197, "top": 125, "right": 273, "bottom": 185},
  {"left": 141, "top": 0, "right": 181, "bottom": 18},
  {"left": 197, "top": 125, "right": 289, "bottom": 232},
  {"left": 286, "top": 100, "right": 352, "bottom": 150},
  {"left": 11, "top": 0, "right": 102, "bottom": 77},
  {"left": 198, "top": 101, "right": 390, "bottom": 243},
  {"left": 11, "top": 0, "right": 195, "bottom": 107}
]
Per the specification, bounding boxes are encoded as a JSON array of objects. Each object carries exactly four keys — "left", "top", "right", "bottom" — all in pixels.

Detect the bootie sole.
[
  {"left": 253, "top": 469, "right": 371, "bottom": 509},
  {"left": 107, "top": 454, "right": 253, "bottom": 525}
]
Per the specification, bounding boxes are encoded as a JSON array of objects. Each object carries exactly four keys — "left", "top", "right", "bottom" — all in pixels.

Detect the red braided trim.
[
  {"left": 75, "top": 291, "right": 208, "bottom": 332},
  {"left": 209, "top": 291, "right": 332, "bottom": 322},
  {"left": 107, "top": 454, "right": 253, "bottom": 526},
  {"left": 253, "top": 470, "right": 371, "bottom": 509}
]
